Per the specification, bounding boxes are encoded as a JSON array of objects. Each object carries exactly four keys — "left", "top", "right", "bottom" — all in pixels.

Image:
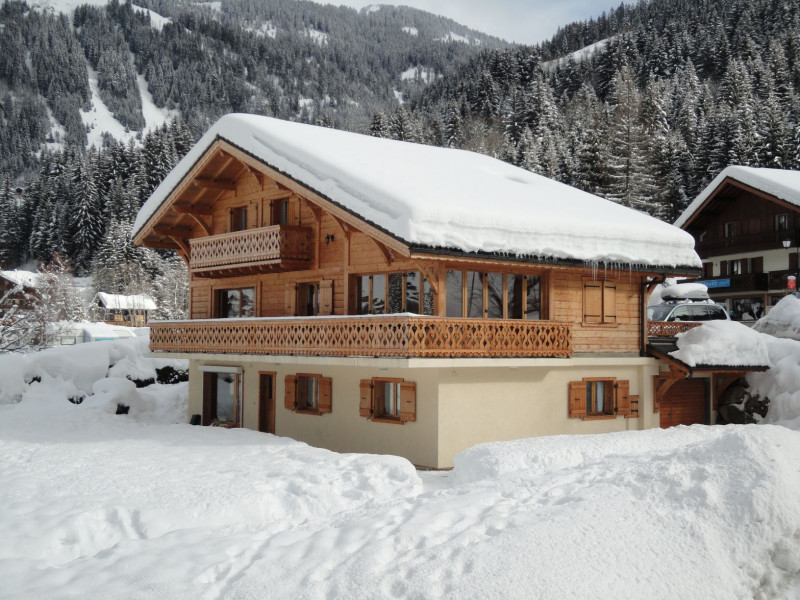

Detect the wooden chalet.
[
  {"left": 134, "top": 114, "right": 761, "bottom": 468},
  {"left": 675, "top": 166, "right": 800, "bottom": 319},
  {"left": 0, "top": 270, "right": 38, "bottom": 317}
]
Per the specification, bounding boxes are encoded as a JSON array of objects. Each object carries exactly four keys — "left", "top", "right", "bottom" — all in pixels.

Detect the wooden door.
[
  {"left": 660, "top": 379, "right": 708, "bottom": 428},
  {"left": 259, "top": 372, "right": 276, "bottom": 434}
]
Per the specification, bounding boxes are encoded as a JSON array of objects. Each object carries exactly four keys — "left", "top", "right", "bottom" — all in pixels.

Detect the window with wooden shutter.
[
  {"left": 399, "top": 382, "right": 417, "bottom": 422},
  {"left": 359, "top": 379, "right": 373, "bottom": 417},
  {"left": 318, "top": 377, "right": 332, "bottom": 413},
  {"left": 603, "top": 282, "right": 616, "bottom": 323},
  {"left": 615, "top": 380, "right": 630, "bottom": 416},
  {"left": 284, "top": 375, "right": 297, "bottom": 410},
  {"left": 568, "top": 381, "right": 586, "bottom": 418}
]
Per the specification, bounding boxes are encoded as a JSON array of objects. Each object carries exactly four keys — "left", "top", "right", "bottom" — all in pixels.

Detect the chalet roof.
[
  {"left": 133, "top": 114, "right": 701, "bottom": 271},
  {"left": 0, "top": 270, "right": 39, "bottom": 289},
  {"left": 675, "top": 166, "right": 800, "bottom": 229},
  {"left": 95, "top": 293, "right": 157, "bottom": 311}
]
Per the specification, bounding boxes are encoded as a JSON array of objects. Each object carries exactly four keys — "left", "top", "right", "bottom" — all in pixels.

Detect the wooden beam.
[
  {"left": 193, "top": 177, "right": 236, "bottom": 191},
  {"left": 415, "top": 262, "right": 439, "bottom": 294},
  {"left": 714, "top": 373, "right": 744, "bottom": 403},
  {"left": 168, "top": 236, "right": 190, "bottom": 256},
  {"left": 370, "top": 237, "right": 393, "bottom": 266},
  {"left": 656, "top": 377, "right": 681, "bottom": 404},
  {"left": 188, "top": 213, "right": 213, "bottom": 236}
]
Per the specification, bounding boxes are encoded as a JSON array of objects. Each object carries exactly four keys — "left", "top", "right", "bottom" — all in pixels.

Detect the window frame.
[
  {"left": 285, "top": 373, "right": 332, "bottom": 415},
  {"left": 359, "top": 377, "right": 417, "bottom": 424},
  {"left": 354, "top": 271, "right": 434, "bottom": 316},
  {"left": 724, "top": 222, "right": 737, "bottom": 238},
  {"left": 230, "top": 205, "right": 248, "bottom": 232},
  {"left": 568, "top": 377, "right": 632, "bottom": 420},
  {"left": 446, "top": 270, "right": 543, "bottom": 320},
  {"left": 215, "top": 287, "right": 256, "bottom": 318},
  {"left": 202, "top": 371, "right": 242, "bottom": 427},
  {"left": 776, "top": 213, "right": 789, "bottom": 232}
]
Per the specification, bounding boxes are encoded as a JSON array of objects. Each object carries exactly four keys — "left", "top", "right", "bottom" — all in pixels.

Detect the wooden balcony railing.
[
  {"left": 149, "top": 316, "right": 573, "bottom": 358},
  {"left": 189, "top": 225, "right": 312, "bottom": 276},
  {"left": 647, "top": 321, "right": 701, "bottom": 337}
]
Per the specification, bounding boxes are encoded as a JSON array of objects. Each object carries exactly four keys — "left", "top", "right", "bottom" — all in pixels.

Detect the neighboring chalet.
[
  {"left": 95, "top": 292, "right": 157, "bottom": 326},
  {"left": 133, "top": 114, "right": 764, "bottom": 468},
  {"left": 675, "top": 166, "right": 800, "bottom": 319},
  {"left": 0, "top": 270, "right": 38, "bottom": 317}
]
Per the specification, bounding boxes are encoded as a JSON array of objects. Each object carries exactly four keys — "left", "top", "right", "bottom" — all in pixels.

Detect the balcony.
[
  {"left": 149, "top": 316, "right": 573, "bottom": 359},
  {"left": 647, "top": 321, "right": 701, "bottom": 337},
  {"left": 695, "top": 230, "right": 798, "bottom": 255},
  {"left": 189, "top": 225, "right": 312, "bottom": 277}
]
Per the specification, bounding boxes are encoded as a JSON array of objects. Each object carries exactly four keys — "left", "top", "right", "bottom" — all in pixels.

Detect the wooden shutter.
[
  {"left": 583, "top": 282, "right": 602, "bottom": 323},
  {"left": 399, "top": 381, "right": 417, "bottom": 422},
  {"left": 703, "top": 262, "right": 713, "bottom": 278},
  {"left": 721, "top": 261, "right": 728, "bottom": 276},
  {"left": 284, "top": 375, "right": 296, "bottom": 410},
  {"left": 751, "top": 256, "right": 763, "bottom": 274},
  {"left": 319, "top": 280, "right": 333, "bottom": 316},
  {"left": 568, "top": 381, "right": 586, "bottom": 418},
  {"left": 288, "top": 196, "right": 300, "bottom": 226},
  {"left": 318, "top": 377, "right": 332, "bottom": 413},
  {"left": 603, "top": 282, "right": 616, "bottom": 323},
  {"left": 359, "top": 379, "right": 373, "bottom": 417},
  {"left": 615, "top": 379, "right": 630, "bottom": 416},
  {"left": 284, "top": 282, "right": 297, "bottom": 316}
]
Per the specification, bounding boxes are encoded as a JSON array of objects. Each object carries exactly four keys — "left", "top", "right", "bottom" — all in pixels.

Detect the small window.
[
  {"left": 730, "top": 259, "right": 742, "bottom": 275},
  {"left": 271, "top": 199, "right": 288, "bottom": 226},
  {"left": 230, "top": 206, "right": 247, "bottom": 232},
  {"left": 297, "top": 282, "right": 319, "bottom": 316},
  {"left": 284, "top": 374, "right": 332, "bottom": 414},
  {"left": 568, "top": 378, "right": 631, "bottom": 419},
  {"left": 724, "top": 222, "right": 737, "bottom": 238},
  {"left": 217, "top": 288, "right": 255, "bottom": 318},
  {"left": 583, "top": 280, "right": 616, "bottom": 324},
  {"left": 359, "top": 378, "right": 417, "bottom": 423},
  {"left": 776, "top": 214, "right": 789, "bottom": 232},
  {"left": 203, "top": 371, "right": 241, "bottom": 426}
]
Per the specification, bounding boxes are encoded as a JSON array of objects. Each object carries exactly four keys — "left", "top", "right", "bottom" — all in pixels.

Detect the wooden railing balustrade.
[
  {"left": 189, "top": 225, "right": 312, "bottom": 274},
  {"left": 149, "top": 316, "right": 573, "bottom": 358},
  {"left": 647, "top": 321, "right": 701, "bottom": 337}
]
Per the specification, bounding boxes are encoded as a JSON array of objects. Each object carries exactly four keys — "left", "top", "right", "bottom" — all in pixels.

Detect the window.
[
  {"left": 284, "top": 374, "right": 332, "bottom": 414},
  {"left": 465, "top": 271, "right": 483, "bottom": 318},
  {"left": 724, "top": 222, "right": 737, "bottom": 238},
  {"left": 583, "top": 280, "right": 616, "bottom": 324},
  {"left": 359, "top": 378, "right": 417, "bottom": 423},
  {"left": 297, "top": 282, "right": 319, "bottom": 316},
  {"left": 217, "top": 288, "right": 255, "bottom": 318},
  {"left": 776, "top": 214, "right": 789, "bottom": 232},
  {"left": 446, "top": 270, "right": 463, "bottom": 317},
  {"left": 203, "top": 371, "right": 241, "bottom": 426},
  {"left": 230, "top": 206, "right": 247, "bottom": 232},
  {"left": 730, "top": 259, "right": 742, "bottom": 275},
  {"left": 271, "top": 199, "right": 288, "bottom": 226},
  {"left": 447, "top": 271, "right": 542, "bottom": 319},
  {"left": 356, "top": 272, "right": 434, "bottom": 315},
  {"left": 568, "top": 378, "right": 631, "bottom": 419}
]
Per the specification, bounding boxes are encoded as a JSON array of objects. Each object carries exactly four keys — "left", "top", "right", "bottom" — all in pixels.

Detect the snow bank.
[
  {"left": 134, "top": 114, "right": 701, "bottom": 270},
  {"left": 670, "top": 320, "right": 771, "bottom": 368},
  {"left": 754, "top": 295, "right": 800, "bottom": 340}
]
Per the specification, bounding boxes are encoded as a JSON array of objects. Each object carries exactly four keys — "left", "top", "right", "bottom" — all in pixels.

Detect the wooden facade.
[{"left": 134, "top": 139, "right": 671, "bottom": 359}]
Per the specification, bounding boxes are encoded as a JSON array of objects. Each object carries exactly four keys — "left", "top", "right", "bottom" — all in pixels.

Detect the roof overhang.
[{"left": 647, "top": 345, "right": 770, "bottom": 376}]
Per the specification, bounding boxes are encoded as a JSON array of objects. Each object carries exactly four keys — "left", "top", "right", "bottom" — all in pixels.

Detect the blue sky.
[{"left": 319, "top": 0, "right": 617, "bottom": 44}]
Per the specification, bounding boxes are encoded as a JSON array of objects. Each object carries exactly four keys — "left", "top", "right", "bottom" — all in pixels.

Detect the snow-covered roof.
[
  {"left": 669, "top": 321, "right": 771, "bottom": 369},
  {"left": 133, "top": 114, "right": 701, "bottom": 271},
  {"left": 675, "top": 166, "right": 800, "bottom": 228},
  {"left": 95, "top": 293, "right": 157, "bottom": 311},
  {"left": 0, "top": 270, "right": 39, "bottom": 289}
]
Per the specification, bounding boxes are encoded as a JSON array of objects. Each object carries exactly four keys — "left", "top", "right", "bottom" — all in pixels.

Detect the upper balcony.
[
  {"left": 149, "top": 316, "right": 573, "bottom": 359},
  {"left": 189, "top": 225, "right": 313, "bottom": 277}
]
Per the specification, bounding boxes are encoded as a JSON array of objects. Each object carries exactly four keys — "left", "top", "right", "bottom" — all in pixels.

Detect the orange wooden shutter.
[
  {"left": 284, "top": 282, "right": 297, "bottom": 316},
  {"left": 615, "top": 380, "right": 631, "bottom": 416},
  {"left": 284, "top": 375, "right": 296, "bottom": 410},
  {"left": 399, "top": 381, "right": 417, "bottom": 422},
  {"left": 584, "top": 281, "right": 602, "bottom": 323},
  {"left": 604, "top": 380, "right": 614, "bottom": 414},
  {"left": 568, "top": 381, "right": 586, "bottom": 418},
  {"left": 359, "top": 379, "right": 373, "bottom": 417},
  {"left": 319, "top": 280, "right": 333, "bottom": 316},
  {"left": 603, "top": 282, "right": 616, "bottom": 323},
  {"left": 319, "top": 377, "right": 332, "bottom": 413}
]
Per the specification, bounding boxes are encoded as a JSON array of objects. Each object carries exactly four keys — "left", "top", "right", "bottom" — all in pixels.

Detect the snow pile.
[
  {"left": 754, "top": 295, "right": 800, "bottom": 340},
  {"left": 134, "top": 114, "right": 700, "bottom": 269},
  {"left": 676, "top": 166, "right": 800, "bottom": 228},
  {"left": 660, "top": 281, "right": 709, "bottom": 301},
  {"left": 670, "top": 320, "right": 771, "bottom": 368}
]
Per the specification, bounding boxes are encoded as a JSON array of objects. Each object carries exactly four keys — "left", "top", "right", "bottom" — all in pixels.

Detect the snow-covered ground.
[{"left": 3, "top": 325, "right": 800, "bottom": 597}]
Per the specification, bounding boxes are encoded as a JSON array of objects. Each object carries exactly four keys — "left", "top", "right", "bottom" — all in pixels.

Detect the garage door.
[{"left": 660, "top": 379, "right": 707, "bottom": 428}]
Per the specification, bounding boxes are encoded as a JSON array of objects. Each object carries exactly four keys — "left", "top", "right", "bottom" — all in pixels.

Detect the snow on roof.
[
  {"left": 670, "top": 320, "right": 771, "bottom": 369},
  {"left": 134, "top": 114, "right": 701, "bottom": 270},
  {"left": 0, "top": 270, "right": 39, "bottom": 289},
  {"left": 675, "top": 166, "right": 800, "bottom": 228},
  {"left": 96, "top": 293, "right": 157, "bottom": 311}
]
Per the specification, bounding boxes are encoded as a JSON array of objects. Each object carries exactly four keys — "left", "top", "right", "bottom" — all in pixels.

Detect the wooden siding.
[
  {"left": 659, "top": 379, "right": 707, "bottom": 427},
  {"left": 149, "top": 316, "right": 572, "bottom": 358}
]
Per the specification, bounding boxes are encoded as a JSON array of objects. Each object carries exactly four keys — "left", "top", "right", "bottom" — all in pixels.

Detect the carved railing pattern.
[
  {"left": 189, "top": 225, "right": 312, "bottom": 271},
  {"left": 150, "top": 316, "right": 572, "bottom": 358},
  {"left": 647, "top": 321, "right": 701, "bottom": 337}
]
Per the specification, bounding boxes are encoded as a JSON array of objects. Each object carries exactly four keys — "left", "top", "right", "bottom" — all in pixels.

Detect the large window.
[
  {"left": 447, "top": 271, "right": 541, "bottom": 319},
  {"left": 202, "top": 371, "right": 241, "bottom": 426},
  {"left": 217, "top": 288, "right": 255, "bottom": 318},
  {"left": 583, "top": 279, "right": 616, "bottom": 324},
  {"left": 230, "top": 206, "right": 247, "bottom": 232},
  {"left": 356, "top": 272, "right": 434, "bottom": 315},
  {"left": 359, "top": 378, "right": 417, "bottom": 423},
  {"left": 284, "top": 374, "right": 332, "bottom": 414},
  {"left": 568, "top": 378, "right": 631, "bottom": 419}
]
